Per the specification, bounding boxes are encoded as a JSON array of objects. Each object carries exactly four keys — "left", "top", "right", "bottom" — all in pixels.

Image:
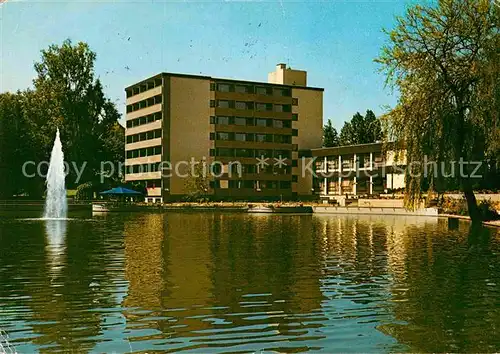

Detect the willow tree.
[{"left": 377, "top": 0, "right": 499, "bottom": 223}]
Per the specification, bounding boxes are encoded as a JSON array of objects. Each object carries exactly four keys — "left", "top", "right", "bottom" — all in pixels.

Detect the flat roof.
[
  {"left": 309, "top": 141, "right": 402, "bottom": 157},
  {"left": 125, "top": 72, "right": 324, "bottom": 92}
]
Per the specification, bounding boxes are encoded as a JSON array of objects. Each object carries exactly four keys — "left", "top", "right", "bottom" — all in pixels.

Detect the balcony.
[
  {"left": 126, "top": 85, "right": 162, "bottom": 105},
  {"left": 126, "top": 120, "right": 162, "bottom": 136},
  {"left": 126, "top": 137, "right": 162, "bottom": 151},
  {"left": 127, "top": 103, "right": 162, "bottom": 120},
  {"left": 125, "top": 171, "right": 162, "bottom": 181},
  {"left": 125, "top": 155, "right": 162, "bottom": 166}
]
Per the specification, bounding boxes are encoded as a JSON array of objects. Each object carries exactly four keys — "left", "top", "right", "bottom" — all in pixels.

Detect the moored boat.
[{"left": 248, "top": 204, "right": 313, "bottom": 214}]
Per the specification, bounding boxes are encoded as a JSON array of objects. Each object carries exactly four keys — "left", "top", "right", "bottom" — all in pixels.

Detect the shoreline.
[{"left": 1, "top": 200, "right": 499, "bottom": 228}]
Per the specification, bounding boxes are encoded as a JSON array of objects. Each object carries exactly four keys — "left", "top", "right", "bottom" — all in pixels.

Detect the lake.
[{"left": 0, "top": 213, "right": 499, "bottom": 353}]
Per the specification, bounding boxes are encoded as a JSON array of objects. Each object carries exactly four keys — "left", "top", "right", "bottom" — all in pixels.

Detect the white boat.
[{"left": 92, "top": 203, "right": 110, "bottom": 212}]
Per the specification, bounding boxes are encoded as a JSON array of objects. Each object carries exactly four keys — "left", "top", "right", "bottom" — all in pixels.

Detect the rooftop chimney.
[{"left": 268, "top": 63, "right": 307, "bottom": 86}]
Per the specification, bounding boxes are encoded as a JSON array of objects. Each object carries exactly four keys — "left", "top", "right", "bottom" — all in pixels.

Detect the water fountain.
[{"left": 43, "top": 128, "right": 67, "bottom": 219}]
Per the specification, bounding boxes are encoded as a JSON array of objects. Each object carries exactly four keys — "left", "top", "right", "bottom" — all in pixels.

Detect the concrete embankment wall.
[
  {"left": 313, "top": 206, "right": 438, "bottom": 217},
  {"left": 0, "top": 202, "right": 91, "bottom": 212},
  {"left": 357, "top": 199, "right": 405, "bottom": 208},
  {"left": 444, "top": 194, "right": 500, "bottom": 202}
]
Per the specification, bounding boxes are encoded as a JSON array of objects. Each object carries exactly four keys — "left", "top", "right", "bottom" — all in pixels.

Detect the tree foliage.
[
  {"left": 339, "top": 110, "right": 383, "bottom": 145},
  {"left": 184, "top": 163, "right": 212, "bottom": 202},
  {"left": 323, "top": 119, "right": 340, "bottom": 147},
  {"left": 0, "top": 40, "right": 124, "bottom": 198},
  {"left": 376, "top": 0, "right": 499, "bottom": 222}
]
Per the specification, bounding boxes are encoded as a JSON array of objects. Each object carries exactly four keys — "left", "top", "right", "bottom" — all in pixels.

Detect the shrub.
[
  {"left": 438, "top": 197, "right": 500, "bottom": 220},
  {"left": 478, "top": 200, "right": 499, "bottom": 221},
  {"left": 75, "top": 182, "right": 93, "bottom": 201}
]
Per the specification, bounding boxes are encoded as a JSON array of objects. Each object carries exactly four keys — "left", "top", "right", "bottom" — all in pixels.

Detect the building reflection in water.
[
  {"left": 122, "top": 213, "right": 327, "bottom": 352},
  {"left": 120, "top": 213, "right": 500, "bottom": 353}
]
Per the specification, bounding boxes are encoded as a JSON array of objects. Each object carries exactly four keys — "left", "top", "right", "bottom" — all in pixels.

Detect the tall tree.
[
  {"left": 0, "top": 92, "right": 47, "bottom": 198},
  {"left": 364, "top": 109, "right": 383, "bottom": 143},
  {"left": 33, "top": 39, "right": 122, "bottom": 188},
  {"left": 376, "top": 0, "right": 499, "bottom": 223},
  {"left": 323, "top": 119, "right": 339, "bottom": 147},
  {"left": 0, "top": 40, "right": 124, "bottom": 198},
  {"left": 339, "top": 111, "right": 382, "bottom": 145}
]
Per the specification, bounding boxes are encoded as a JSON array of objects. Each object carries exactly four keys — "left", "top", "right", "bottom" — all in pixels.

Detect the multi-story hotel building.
[
  {"left": 308, "top": 142, "right": 406, "bottom": 202},
  {"left": 124, "top": 64, "right": 323, "bottom": 202}
]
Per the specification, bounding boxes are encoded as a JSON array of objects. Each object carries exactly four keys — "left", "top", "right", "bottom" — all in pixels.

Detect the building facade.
[
  {"left": 124, "top": 64, "right": 323, "bottom": 202},
  {"left": 308, "top": 142, "right": 406, "bottom": 201}
]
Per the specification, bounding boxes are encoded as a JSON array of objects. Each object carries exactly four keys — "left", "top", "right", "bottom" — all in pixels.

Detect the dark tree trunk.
[
  {"left": 462, "top": 179, "right": 482, "bottom": 224},
  {"left": 454, "top": 95, "right": 482, "bottom": 224}
]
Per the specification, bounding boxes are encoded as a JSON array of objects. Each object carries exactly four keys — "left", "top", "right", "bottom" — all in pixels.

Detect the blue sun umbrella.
[{"left": 99, "top": 187, "right": 142, "bottom": 196}]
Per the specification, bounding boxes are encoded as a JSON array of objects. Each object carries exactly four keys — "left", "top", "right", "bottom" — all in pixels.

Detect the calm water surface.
[{"left": 0, "top": 213, "right": 499, "bottom": 353}]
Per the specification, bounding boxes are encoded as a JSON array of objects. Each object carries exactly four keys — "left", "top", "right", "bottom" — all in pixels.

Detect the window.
[
  {"left": 292, "top": 98, "right": 298, "bottom": 106},
  {"left": 246, "top": 117, "right": 254, "bottom": 126},
  {"left": 210, "top": 83, "right": 216, "bottom": 91},
  {"left": 283, "top": 120, "right": 292, "bottom": 128},
  {"left": 292, "top": 129, "right": 298, "bottom": 136},
  {"left": 256, "top": 134, "right": 266, "bottom": 143},
  {"left": 235, "top": 149, "right": 253, "bottom": 157},
  {"left": 212, "top": 163, "right": 222, "bottom": 175},
  {"left": 210, "top": 116, "right": 215, "bottom": 124},
  {"left": 217, "top": 148, "right": 234, "bottom": 157},
  {"left": 235, "top": 133, "right": 246, "bottom": 142},
  {"left": 256, "top": 149, "right": 272, "bottom": 158},
  {"left": 274, "top": 88, "right": 290, "bottom": 96},
  {"left": 217, "top": 100, "right": 230, "bottom": 108},
  {"left": 210, "top": 100, "right": 216, "bottom": 107},
  {"left": 274, "top": 150, "right": 291, "bottom": 159},
  {"left": 292, "top": 159, "right": 298, "bottom": 167},
  {"left": 292, "top": 175, "right": 298, "bottom": 182},
  {"left": 256, "top": 118, "right": 268, "bottom": 127},
  {"left": 229, "top": 180, "right": 241, "bottom": 189},
  {"left": 273, "top": 120, "right": 283, "bottom": 128},
  {"left": 217, "top": 116, "right": 230, "bottom": 125},
  {"left": 255, "top": 103, "right": 267, "bottom": 111},
  {"left": 243, "top": 164, "right": 256, "bottom": 173},
  {"left": 235, "top": 101, "right": 248, "bottom": 110},
  {"left": 217, "top": 132, "right": 230, "bottom": 141},
  {"left": 217, "top": 83, "right": 231, "bottom": 92},
  {"left": 234, "top": 117, "right": 246, "bottom": 126},
  {"left": 256, "top": 86, "right": 268, "bottom": 95},
  {"left": 235, "top": 85, "right": 249, "bottom": 93},
  {"left": 276, "top": 104, "right": 291, "bottom": 112},
  {"left": 209, "top": 132, "right": 215, "bottom": 140},
  {"left": 280, "top": 181, "right": 291, "bottom": 189},
  {"left": 274, "top": 135, "right": 291, "bottom": 144},
  {"left": 230, "top": 163, "right": 242, "bottom": 175}
]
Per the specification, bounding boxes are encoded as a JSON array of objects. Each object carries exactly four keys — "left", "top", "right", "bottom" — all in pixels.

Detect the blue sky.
[{"left": 1, "top": 0, "right": 419, "bottom": 129}]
